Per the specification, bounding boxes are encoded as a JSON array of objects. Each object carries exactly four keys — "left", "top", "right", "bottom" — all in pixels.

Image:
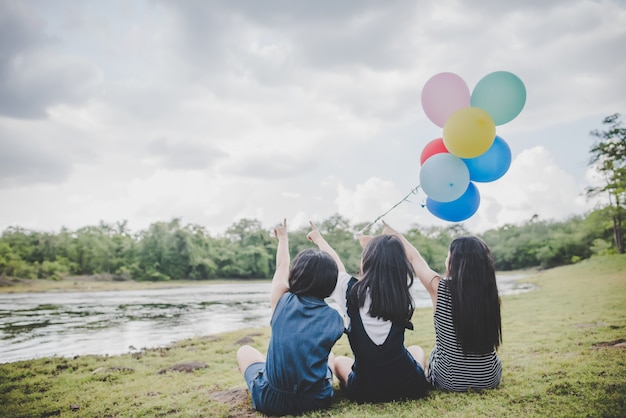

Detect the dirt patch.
[
  {"left": 200, "top": 335, "right": 221, "bottom": 342},
  {"left": 0, "top": 274, "right": 129, "bottom": 293},
  {"left": 157, "top": 362, "right": 208, "bottom": 374},
  {"left": 575, "top": 322, "right": 610, "bottom": 328},
  {"left": 92, "top": 366, "right": 135, "bottom": 374},
  {"left": 235, "top": 336, "right": 255, "bottom": 345},
  {"left": 210, "top": 388, "right": 257, "bottom": 417},
  {"left": 0, "top": 276, "right": 34, "bottom": 287},
  {"left": 65, "top": 274, "right": 126, "bottom": 282},
  {"left": 235, "top": 333, "right": 265, "bottom": 345},
  {"left": 592, "top": 339, "right": 626, "bottom": 348}
]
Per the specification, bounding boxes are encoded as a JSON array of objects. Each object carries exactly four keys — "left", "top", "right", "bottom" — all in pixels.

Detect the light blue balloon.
[
  {"left": 419, "top": 153, "right": 470, "bottom": 203},
  {"left": 462, "top": 136, "right": 512, "bottom": 182},
  {"left": 471, "top": 71, "right": 526, "bottom": 125},
  {"left": 426, "top": 182, "right": 480, "bottom": 222}
]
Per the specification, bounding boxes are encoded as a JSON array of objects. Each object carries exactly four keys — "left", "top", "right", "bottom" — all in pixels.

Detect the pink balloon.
[{"left": 421, "top": 73, "right": 471, "bottom": 128}]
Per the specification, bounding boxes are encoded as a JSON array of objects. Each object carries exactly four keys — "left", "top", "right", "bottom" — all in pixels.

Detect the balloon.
[
  {"left": 427, "top": 182, "right": 480, "bottom": 222},
  {"left": 443, "top": 107, "right": 496, "bottom": 158},
  {"left": 420, "top": 138, "right": 448, "bottom": 165},
  {"left": 419, "top": 153, "right": 470, "bottom": 203},
  {"left": 462, "top": 136, "right": 512, "bottom": 182},
  {"left": 471, "top": 71, "right": 526, "bottom": 125},
  {"left": 421, "top": 72, "right": 471, "bottom": 128}
]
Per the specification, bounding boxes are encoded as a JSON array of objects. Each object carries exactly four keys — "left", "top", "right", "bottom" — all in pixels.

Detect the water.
[{"left": 0, "top": 275, "right": 534, "bottom": 364}]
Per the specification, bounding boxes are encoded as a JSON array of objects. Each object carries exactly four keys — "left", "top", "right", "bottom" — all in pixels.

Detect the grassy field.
[{"left": 1, "top": 255, "right": 625, "bottom": 417}]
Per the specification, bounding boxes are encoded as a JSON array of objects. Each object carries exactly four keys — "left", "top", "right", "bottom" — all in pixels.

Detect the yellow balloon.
[{"left": 443, "top": 107, "right": 496, "bottom": 158}]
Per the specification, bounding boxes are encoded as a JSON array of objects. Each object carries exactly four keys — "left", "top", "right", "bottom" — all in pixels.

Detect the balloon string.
[{"left": 355, "top": 185, "right": 422, "bottom": 236}]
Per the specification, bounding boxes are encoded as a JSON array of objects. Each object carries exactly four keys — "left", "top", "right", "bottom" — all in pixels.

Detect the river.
[{"left": 0, "top": 274, "right": 534, "bottom": 363}]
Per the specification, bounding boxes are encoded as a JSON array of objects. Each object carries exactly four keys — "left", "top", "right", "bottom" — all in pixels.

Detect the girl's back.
[
  {"left": 427, "top": 278, "right": 502, "bottom": 391},
  {"left": 343, "top": 277, "right": 430, "bottom": 402}
]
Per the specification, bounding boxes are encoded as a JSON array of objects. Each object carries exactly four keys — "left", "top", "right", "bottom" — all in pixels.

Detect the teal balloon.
[
  {"left": 426, "top": 182, "right": 480, "bottom": 222},
  {"left": 420, "top": 153, "right": 470, "bottom": 203},
  {"left": 462, "top": 136, "right": 512, "bottom": 182},
  {"left": 471, "top": 71, "right": 526, "bottom": 125}
]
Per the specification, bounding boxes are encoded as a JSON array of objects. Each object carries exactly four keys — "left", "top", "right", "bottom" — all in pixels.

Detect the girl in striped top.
[{"left": 384, "top": 223, "right": 502, "bottom": 392}]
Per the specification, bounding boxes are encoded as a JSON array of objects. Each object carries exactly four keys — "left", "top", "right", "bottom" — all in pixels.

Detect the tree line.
[{"left": 0, "top": 208, "right": 618, "bottom": 282}]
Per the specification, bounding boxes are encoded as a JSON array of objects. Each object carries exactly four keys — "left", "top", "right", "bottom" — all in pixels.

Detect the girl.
[
  {"left": 307, "top": 222, "right": 430, "bottom": 403},
  {"left": 236, "top": 219, "right": 344, "bottom": 416},
  {"left": 384, "top": 222, "right": 502, "bottom": 391}
]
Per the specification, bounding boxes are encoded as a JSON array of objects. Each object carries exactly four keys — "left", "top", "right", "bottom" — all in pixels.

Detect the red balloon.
[{"left": 420, "top": 138, "right": 449, "bottom": 165}]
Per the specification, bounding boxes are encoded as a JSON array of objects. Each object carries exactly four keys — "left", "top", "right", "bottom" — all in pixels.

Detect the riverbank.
[
  {"left": 0, "top": 270, "right": 533, "bottom": 294},
  {"left": 0, "top": 274, "right": 264, "bottom": 294},
  {"left": 1, "top": 255, "right": 625, "bottom": 417}
]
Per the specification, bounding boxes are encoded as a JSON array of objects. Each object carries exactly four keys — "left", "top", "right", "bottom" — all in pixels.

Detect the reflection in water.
[{"left": 0, "top": 275, "right": 534, "bottom": 363}]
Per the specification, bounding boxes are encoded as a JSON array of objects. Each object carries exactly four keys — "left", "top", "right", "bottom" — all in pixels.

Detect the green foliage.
[
  {"left": 588, "top": 113, "right": 626, "bottom": 253},
  {"left": 38, "top": 260, "right": 70, "bottom": 280},
  {"left": 480, "top": 213, "right": 606, "bottom": 270},
  {"left": 0, "top": 208, "right": 622, "bottom": 281},
  {"left": 403, "top": 226, "right": 451, "bottom": 273},
  {"left": 316, "top": 214, "right": 363, "bottom": 275}
]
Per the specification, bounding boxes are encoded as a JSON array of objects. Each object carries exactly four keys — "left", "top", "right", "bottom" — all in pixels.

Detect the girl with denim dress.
[
  {"left": 236, "top": 219, "right": 344, "bottom": 416},
  {"left": 307, "top": 221, "right": 430, "bottom": 403}
]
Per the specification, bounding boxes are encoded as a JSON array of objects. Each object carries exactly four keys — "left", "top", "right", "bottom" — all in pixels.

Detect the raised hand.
[
  {"left": 274, "top": 219, "right": 288, "bottom": 240},
  {"left": 382, "top": 220, "right": 400, "bottom": 237},
  {"left": 306, "top": 221, "right": 322, "bottom": 245}
]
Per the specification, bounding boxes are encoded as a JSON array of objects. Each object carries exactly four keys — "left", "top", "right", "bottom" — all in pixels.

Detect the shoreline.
[
  {"left": 0, "top": 269, "right": 537, "bottom": 294},
  {"left": 0, "top": 275, "right": 269, "bottom": 294}
]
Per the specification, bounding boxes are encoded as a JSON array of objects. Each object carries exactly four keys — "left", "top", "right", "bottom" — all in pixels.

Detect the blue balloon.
[
  {"left": 462, "top": 136, "right": 511, "bottom": 182},
  {"left": 419, "top": 153, "right": 470, "bottom": 203},
  {"left": 426, "top": 182, "right": 480, "bottom": 222}
]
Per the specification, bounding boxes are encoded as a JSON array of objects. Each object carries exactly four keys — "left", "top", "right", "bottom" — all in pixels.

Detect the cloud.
[
  {"left": 0, "top": 0, "right": 624, "bottom": 234},
  {"left": 0, "top": 137, "right": 71, "bottom": 187},
  {"left": 163, "top": 1, "right": 421, "bottom": 74},
  {"left": 0, "top": 111, "right": 101, "bottom": 187},
  {"left": 470, "top": 146, "right": 603, "bottom": 230},
  {"left": 145, "top": 137, "right": 227, "bottom": 171},
  {"left": 0, "top": 1, "right": 101, "bottom": 119}
]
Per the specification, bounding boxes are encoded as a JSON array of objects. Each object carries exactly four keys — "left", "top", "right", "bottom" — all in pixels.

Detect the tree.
[{"left": 588, "top": 113, "right": 626, "bottom": 254}]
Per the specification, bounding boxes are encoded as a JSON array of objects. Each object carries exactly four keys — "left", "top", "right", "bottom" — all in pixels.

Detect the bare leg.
[
  {"left": 237, "top": 345, "right": 265, "bottom": 374},
  {"left": 407, "top": 345, "right": 426, "bottom": 369},
  {"left": 332, "top": 355, "right": 354, "bottom": 389}
]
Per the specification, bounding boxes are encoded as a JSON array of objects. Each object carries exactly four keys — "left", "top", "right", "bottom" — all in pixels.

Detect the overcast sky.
[{"left": 1, "top": 0, "right": 625, "bottom": 236}]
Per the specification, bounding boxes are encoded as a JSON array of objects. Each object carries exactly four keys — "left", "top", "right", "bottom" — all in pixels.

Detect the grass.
[{"left": 1, "top": 255, "right": 625, "bottom": 417}]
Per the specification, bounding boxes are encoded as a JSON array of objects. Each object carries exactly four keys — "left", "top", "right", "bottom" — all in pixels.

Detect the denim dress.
[{"left": 244, "top": 292, "right": 344, "bottom": 416}]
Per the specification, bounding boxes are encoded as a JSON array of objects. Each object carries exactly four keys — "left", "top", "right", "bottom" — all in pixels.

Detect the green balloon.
[{"left": 471, "top": 71, "right": 526, "bottom": 125}]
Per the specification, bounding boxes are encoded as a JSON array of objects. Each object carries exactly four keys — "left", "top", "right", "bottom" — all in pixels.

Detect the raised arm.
[
  {"left": 306, "top": 221, "right": 346, "bottom": 273},
  {"left": 382, "top": 221, "right": 441, "bottom": 308},
  {"left": 270, "top": 219, "right": 290, "bottom": 311}
]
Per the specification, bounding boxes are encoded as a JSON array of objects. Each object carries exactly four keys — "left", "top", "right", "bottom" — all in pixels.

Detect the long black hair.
[
  {"left": 350, "top": 235, "right": 415, "bottom": 324},
  {"left": 289, "top": 248, "right": 338, "bottom": 299},
  {"left": 447, "top": 236, "right": 502, "bottom": 354}
]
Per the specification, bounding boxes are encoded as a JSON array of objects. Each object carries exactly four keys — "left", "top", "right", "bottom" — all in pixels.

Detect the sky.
[{"left": 1, "top": 0, "right": 625, "bottom": 236}]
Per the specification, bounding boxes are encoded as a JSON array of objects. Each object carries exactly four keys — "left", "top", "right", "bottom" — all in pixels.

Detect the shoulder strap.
[{"left": 346, "top": 276, "right": 357, "bottom": 294}]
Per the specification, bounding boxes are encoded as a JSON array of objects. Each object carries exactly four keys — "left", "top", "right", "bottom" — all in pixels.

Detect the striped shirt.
[{"left": 427, "top": 278, "right": 502, "bottom": 391}]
